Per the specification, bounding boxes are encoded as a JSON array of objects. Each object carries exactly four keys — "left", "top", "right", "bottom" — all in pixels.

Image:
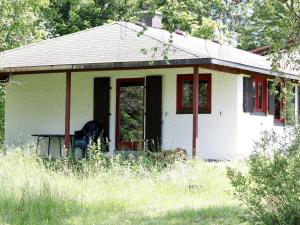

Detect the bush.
[
  {"left": 227, "top": 128, "right": 300, "bottom": 225},
  {"left": 43, "top": 139, "right": 188, "bottom": 177}
]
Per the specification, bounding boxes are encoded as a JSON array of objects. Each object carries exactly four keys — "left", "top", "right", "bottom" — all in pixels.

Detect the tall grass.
[{"left": 0, "top": 145, "right": 246, "bottom": 225}]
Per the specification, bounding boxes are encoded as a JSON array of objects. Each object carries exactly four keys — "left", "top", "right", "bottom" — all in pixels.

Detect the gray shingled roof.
[{"left": 0, "top": 21, "right": 298, "bottom": 78}]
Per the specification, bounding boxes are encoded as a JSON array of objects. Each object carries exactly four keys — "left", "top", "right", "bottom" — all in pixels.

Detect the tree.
[
  {"left": 237, "top": 0, "right": 300, "bottom": 52},
  {"left": 43, "top": 0, "right": 242, "bottom": 42},
  {"left": 0, "top": 0, "right": 49, "bottom": 144},
  {"left": 0, "top": 0, "right": 49, "bottom": 51},
  {"left": 228, "top": 3, "right": 300, "bottom": 224},
  {"left": 42, "top": 0, "right": 138, "bottom": 37},
  {"left": 227, "top": 129, "right": 300, "bottom": 225}
]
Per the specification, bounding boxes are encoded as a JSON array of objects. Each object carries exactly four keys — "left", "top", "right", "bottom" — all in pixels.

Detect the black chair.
[{"left": 73, "top": 121, "right": 103, "bottom": 158}]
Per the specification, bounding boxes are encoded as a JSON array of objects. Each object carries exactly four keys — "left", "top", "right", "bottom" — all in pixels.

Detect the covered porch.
[{"left": 4, "top": 66, "right": 202, "bottom": 158}]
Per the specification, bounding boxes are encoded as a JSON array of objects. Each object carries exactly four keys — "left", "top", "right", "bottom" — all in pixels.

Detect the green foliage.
[
  {"left": 2, "top": 1, "right": 298, "bottom": 58},
  {"left": 45, "top": 138, "right": 188, "bottom": 177},
  {"left": 269, "top": 78, "right": 296, "bottom": 126},
  {"left": 237, "top": 0, "right": 300, "bottom": 51},
  {"left": 119, "top": 85, "right": 144, "bottom": 143},
  {"left": 228, "top": 6, "right": 300, "bottom": 219},
  {"left": 227, "top": 128, "right": 300, "bottom": 225},
  {"left": 0, "top": 0, "right": 249, "bottom": 50},
  {"left": 0, "top": 0, "right": 50, "bottom": 144},
  {"left": 0, "top": 0, "right": 49, "bottom": 51},
  {"left": 0, "top": 145, "right": 244, "bottom": 225},
  {"left": 137, "top": 0, "right": 244, "bottom": 42},
  {"left": 41, "top": 0, "right": 242, "bottom": 42},
  {"left": 42, "top": 0, "right": 138, "bottom": 36},
  {"left": 0, "top": 0, "right": 256, "bottom": 57},
  {"left": 191, "top": 17, "right": 218, "bottom": 40}
]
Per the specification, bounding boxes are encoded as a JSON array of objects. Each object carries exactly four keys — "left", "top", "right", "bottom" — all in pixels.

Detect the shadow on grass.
[
  {"left": 0, "top": 191, "right": 126, "bottom": 225},
  {"left": 0, "top": 191, "right": 245, "bottom": 225},
  {"left": 129, "top": 206, "right": 245, "bottom": 225},
  {"left": 130, "top": 206, "right": 246, "bottom": 225}
]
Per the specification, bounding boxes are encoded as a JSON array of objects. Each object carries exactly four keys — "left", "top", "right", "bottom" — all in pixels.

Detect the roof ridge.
[
  {"left": 0, "top": 22, "right": 118, "bottom": 55},
  {"left": 117, "top": 22, "right": 200, "bottom": 59}
]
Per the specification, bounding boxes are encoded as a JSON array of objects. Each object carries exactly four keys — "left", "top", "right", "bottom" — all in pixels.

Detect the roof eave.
[
  {"left": 210, "top": 58, "right": 299, "bottom": 80},
  {"left": 0, "top": 58, "right": 210, "bottom": 74},
  {"left": 0, "top": 58, "right": 298, "bottom": 80}
]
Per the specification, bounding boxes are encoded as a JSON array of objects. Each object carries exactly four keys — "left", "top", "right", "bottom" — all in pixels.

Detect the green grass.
[{"left": 0, "top": 148, "right": 246, "bottom": 225}]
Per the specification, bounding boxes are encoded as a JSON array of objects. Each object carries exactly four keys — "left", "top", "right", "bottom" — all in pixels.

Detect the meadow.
[{"left": 0, "top": 146, "right": 246, "bottom": 225}]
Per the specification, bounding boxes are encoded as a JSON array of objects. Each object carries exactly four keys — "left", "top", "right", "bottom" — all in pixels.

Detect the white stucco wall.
[
  {"left": 7, "top": 67, "right": 282, "bottom": 160},
  {"left": 236, "top": 76, "right": 288, "bottom": 158},
  {"left": 5, "top": 74, "right": 66, "bottom": 155}
]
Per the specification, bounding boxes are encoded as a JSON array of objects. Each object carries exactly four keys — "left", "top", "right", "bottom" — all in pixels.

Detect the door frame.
[{"left": 115, "top": 78, "right": 145, "bottom": 150}]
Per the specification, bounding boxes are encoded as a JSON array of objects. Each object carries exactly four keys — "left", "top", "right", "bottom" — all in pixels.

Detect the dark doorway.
[{"left": 116, "top": 78, "right": 145, "bottom": 150}]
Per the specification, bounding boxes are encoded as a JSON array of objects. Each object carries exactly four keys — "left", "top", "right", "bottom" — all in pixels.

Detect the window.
[
  {"left": 251, "top": 77, "right": 267, "bottom": 113},
  {"left": 267, "top": 80, "right": 294, "bottom": 124},
  {"left": 274, "top": 84, "right": 286, "bottom": 123},
  {"left": 177, "top": 74, "right": 211, "bottom": 114}
]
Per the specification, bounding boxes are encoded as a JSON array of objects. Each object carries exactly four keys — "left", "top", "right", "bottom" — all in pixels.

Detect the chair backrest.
[{"left": 81, "top": 121, "right": 103, "bottom": 142}]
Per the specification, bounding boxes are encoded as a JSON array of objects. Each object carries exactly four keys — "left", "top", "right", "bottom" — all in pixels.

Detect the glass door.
[{"left": 116, "top": 78, "right": 145, "bottom": 150}]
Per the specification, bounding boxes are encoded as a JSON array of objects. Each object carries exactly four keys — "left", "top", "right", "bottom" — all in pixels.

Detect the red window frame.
[
  {"left": 176, "top": 74, "right": 211, "bottom": 114},
  {"left": 251, "top": 76, "right": 267, "bottom": 113}
]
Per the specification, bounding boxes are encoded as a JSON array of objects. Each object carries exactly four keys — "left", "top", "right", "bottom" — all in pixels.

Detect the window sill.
[
  {"left": 274, "top": 119, "right": 285, "bottom": 126},
  {"left": 250, "top": 111, "right": 267, "bottom": 116},
  {"left": 176, "top": 111, "right": 211, "bottom": 114}
]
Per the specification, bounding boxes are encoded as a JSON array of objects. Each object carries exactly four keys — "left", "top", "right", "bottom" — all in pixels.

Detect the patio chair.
[{"left": 73, "top": 121, "right": 103, "bottom": 158}]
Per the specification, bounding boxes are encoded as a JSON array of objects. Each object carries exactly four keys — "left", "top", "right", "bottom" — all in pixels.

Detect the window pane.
[
  {"left": 252, "top": 81, "right": 256, "bottom": 109},
  {"left": 258, "top": 82, "right": 263, "bottom": 109},
  {"left": 199, "top": 80, "right": 208, "bottom": 109},
  {"left": 275, "top": 85, "right": 281, "bottom": 119},
  {"left": 120, "top": 85, "right": 144, "bottom": 142},
  {"left": 182, "top": 80, "right": 193, "bottom": 107}
]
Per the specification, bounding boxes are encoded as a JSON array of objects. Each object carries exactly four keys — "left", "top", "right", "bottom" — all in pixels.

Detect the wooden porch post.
[
  {"left": 64, "top": 71, "right": 71, "bottom": 150},
  {"left": 192, "top": 66, "right": 199, "bottom": 157}
]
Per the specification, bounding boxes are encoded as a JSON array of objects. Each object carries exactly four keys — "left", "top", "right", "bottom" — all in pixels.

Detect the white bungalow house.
[{"left": 0, "top": 17, "right": 299, "bottom": 160}]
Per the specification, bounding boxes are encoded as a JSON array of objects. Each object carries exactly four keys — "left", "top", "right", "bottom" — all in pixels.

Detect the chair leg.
[
  {"left": 81, "top": 147, "right": 85, "bottom": 159},
  {"left": 48, "top": 137, "right": 51, "bottom": 157},
  {"left": 71, "top": 147, "right": 74, "bottom": 159},
  {"left": 59, "top": 136, "right": 62, "bottom": 157},
  {"left": 85, "top": 146, "right": 88, "bottom": 159}
]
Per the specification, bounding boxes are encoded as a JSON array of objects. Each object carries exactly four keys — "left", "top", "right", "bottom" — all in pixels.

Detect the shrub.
[
  {"left": 44, "top": 138, "right": 188, "bottom": 177},
  {"left": 227, "top": 128, "right": 300, "bottom": 225}
]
